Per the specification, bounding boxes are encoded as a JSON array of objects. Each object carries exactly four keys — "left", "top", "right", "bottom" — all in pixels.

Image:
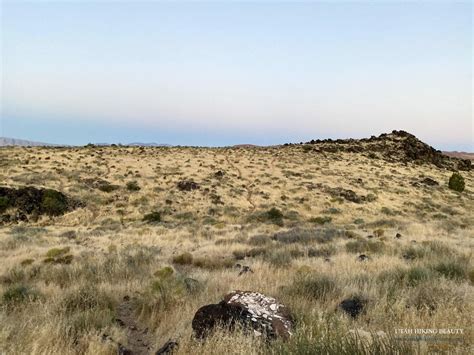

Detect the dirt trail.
[{"left": 116, "top": 297, "right": 153, "bottom": 355}]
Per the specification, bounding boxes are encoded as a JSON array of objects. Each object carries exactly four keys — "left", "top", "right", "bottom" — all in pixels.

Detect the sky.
[{"left": 0, "top": 0, "right": 472, "bottom": 150}]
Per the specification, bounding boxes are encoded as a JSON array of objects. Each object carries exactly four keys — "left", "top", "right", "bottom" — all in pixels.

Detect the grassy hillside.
[{"left": 0, "top": 133, "right": 472, "bottom": 354}]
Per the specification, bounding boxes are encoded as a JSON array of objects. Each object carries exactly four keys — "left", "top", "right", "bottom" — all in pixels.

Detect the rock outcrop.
[
  {"left": 286, "top": 130, "right": 471, "bottom": 171},
  {"left": 0, "top": 186, "right": 81, "bottom": 223}
]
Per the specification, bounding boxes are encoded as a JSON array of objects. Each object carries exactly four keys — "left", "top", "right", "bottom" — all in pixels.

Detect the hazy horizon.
[{"left": 1, "top": 1, "right": 472, "bottom": 151}]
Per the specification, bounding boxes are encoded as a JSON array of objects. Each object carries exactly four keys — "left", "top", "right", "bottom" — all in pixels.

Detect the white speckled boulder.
[{"left": 192, "top": 290, "right": 294, "bottom": 340}]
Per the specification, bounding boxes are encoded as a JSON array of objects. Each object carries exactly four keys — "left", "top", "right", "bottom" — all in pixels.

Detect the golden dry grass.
[{"left": 0, "top": 145, "right": 472, "bottom": 354}]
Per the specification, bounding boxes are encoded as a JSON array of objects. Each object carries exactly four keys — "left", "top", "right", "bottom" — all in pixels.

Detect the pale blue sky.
[{"left": 1, "top": 1, "right": 472, "bottom": 150}]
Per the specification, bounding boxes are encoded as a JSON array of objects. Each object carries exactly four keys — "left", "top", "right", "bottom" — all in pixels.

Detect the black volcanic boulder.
[
  {"left": 177, "top": 180, "right": 200, "bottom": 191},
  {"left": 339, "top": 297, "right": 367, "bottom": 318},
  {"left": 192, "top": 291, "right": 294, "bottom": 340}
]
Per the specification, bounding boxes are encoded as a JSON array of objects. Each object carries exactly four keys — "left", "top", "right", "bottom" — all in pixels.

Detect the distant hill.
[
  {"left": 0, "top": 137, "right": 172, "bottom": 147},
  {"left": 0, "top": 137, "right": 56, "bottom": 147},
  {"left": 443, "top": 151, "right": 474, "bottom": 161}
]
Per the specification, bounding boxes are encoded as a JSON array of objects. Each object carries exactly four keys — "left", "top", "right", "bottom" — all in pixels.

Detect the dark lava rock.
[
  {"left": 214, "top": 170, "right": 225, "bottom": 178},
  {"left": 296, "top": 130, "right": 471, "bottom": 171},
  {"left": 238, "top": 266, "right": 254, "bottom": 276},
  {"left": 339, "top": 297, "right": 367, "bottom": 318},
  {"left": 155, "top": 339, "right": 178, "bottom": 354},
  {"left": 420, "top": 177, "right": 439, "bottom": 186},
  {"left": 192, "top": 291, "right": 294, "bottom": 340},
  {"left": 0, "top": 186, "right": 82, "bottom": 223},
  {"left": 177, "top": 180, "right": 200, "bottom": 191}
]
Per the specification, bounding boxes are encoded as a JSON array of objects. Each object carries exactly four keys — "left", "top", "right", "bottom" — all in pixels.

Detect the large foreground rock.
[{"left": 192, "top": 291, "right": 294, "bottom": 340}]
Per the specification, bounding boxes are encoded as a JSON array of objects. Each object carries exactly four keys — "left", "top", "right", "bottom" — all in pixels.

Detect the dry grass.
[{"left": 0, "top": 145, "right": 473, "bottom": 354}]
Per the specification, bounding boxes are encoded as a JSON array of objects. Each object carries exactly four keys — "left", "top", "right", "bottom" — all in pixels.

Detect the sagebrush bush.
[
  {"left": 143, "top": 211, "right": 161, "bottom": 223},
  {"left": 172, "top": 252, "right": 193, "bottom": 265},
  {"left": 2, "top": 285, "right": 38, "bottom": 306},
  {"left": 432, "top": 261, "right": 467, "bottom": 280},
  {"left": 286, "top": 274, "right": 340, "bottom": 300},
  {"left": 309, "top": 216, "right": 332, "bottom": 225},
  {"left": 448, "top": 172, "right": 465, "bottom": 192},
  {"left": 126, "top": 180, "right": 141, "bottom": 191},
  {"left": 41, "top": 189, "right": 68, "bottom": 216}
]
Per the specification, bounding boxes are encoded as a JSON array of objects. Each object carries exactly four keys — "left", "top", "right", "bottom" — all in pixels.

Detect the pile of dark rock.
[
  {"left": 177, "top": 180, "right": 200, "bottom": 191},
  {"left": 0, "top": 186, "right": 81, "bottom": 224},
  {"left": 286, "top": 130, "right": 471, "bottom": 171}
]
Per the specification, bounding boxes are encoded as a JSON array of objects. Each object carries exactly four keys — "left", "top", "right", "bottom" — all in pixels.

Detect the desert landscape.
[{"left": 0, "top": 130, "right": 472, "bottom": 354}]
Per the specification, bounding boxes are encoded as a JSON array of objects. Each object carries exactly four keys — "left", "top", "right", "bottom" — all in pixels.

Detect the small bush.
[
  {"left": 448, "top": 172, "right": 465, "bottom": 192},
  {"left": 266, "top": 250, "right": 292, "bottom": 267},
  {"left": 287, "top": 275, "right": 340, "bottom": 300},
  {"left": 98, "top": 183, "right": 119, "bottom": 193},
  {"left": 264, "top": 207, "right": 284, "bottom": 226},
  {"left": 309, "top": 216, "right": 332, "bottom": 225},
  {"left": 2, "top": 285, "right": 38, "bottom": 306},
  {"left": 126, "top": 181, "right": 141, "bottom": 191},
  {"left": 345, "top": 240, "right": 385, "bottom": 254},
  {"left": 308, "top": 245, "right": 337, "bottom": 258},
  {"left": 0, "top": 196, "right": 9, "bottom": 212},
  {"left": 41, "top": 189, "right": 68, "bottom": 216},
  {"left": 45, "top": 247, "right": 70, "bottom": 258},
  {"left": 192, "top": 257, "right": 234, "bottom": 270},
  {"left": 20, "top": 258, "right": 34, "bottom": 266},
  {"left": 143, "top": 211, "right": 161, "bottom": 223},
  {"left": 432, "top": 261, "right": 466, "bottom": 280},
  {"left": 406, "top": 267, "right": 432, "bottom": 286},
  {"left": 154, "top": 266, "right": 174, "bottom": 279},
  {"left": 172, "top": 252, "right": 193, "bottom": 265},
  {"left": 246, "top": 234, "right": 271, "bottom": 246}
]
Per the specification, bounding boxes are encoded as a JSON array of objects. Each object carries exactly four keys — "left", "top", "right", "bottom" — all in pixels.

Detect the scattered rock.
[
  {"left": 192, "top": 291, "right": 294, "bottom": 340},
  {"left": 214, "top": 170, "right": 225, "bottom": 179},
  {"left": 155, "top": 339, "right": 179, "bottom": 354},
  {"left": 177, "top": 180, "right": 200, "bottom": 191},
  {"left": 238, "top": 266, "right": 254, "bottom": 276},
  {"left": 339, "top": 297, "right": 367, "bottom": 318}
]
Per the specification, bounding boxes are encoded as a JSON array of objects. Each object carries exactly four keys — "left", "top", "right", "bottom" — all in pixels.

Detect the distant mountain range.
[
  {"left": 0, "top": 137, "right": 172, "bottom": 147},
  {"left": 0, "top": 137, "right": 57, "bottom": 147}
]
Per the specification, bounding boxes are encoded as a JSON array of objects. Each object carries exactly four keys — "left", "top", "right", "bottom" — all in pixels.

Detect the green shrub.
[
  {"left": 143, "top": 211, "right": 161, "bottom": 223},
  {"left": 345, "top": 240, "right": 385, "bottom": 254},
  {"left": 448, "top": 172, "right": 465, "bottom": 192},
  {"left": 126, "top": 181, "right": 141, "bottom": 191},
  {"left": 308, "top": 245, "right": 337, "bottom": 258},
  {"left": 46, "top": 247, "right": 70, "bottom": 258},
  {"left": 0, "top": 196, "right": 9, "bottom": 213},
  {"left": 266, "top": 250, "right": 292, "bottom": 267},
  {"left": 154, "top": 266, "right": 174, "bottom": 279},
  {"left": 309, "top": 216, "right": 332, "bottom": 225},
  {"left": 172, "top": 252, "right": 193, "bottom": 265},
  {"left": 265, "top": 207, "right": 284, "bottom": 226},
  {"left": 286, "top": 275, "right": 340, "bottom": 300},
  {"left": 98, "top": 183, "right": 119, "bottom": 193},
  {"left": 2, "top": 285, "right": 38, "bottom": 306},
  {"left": 192, "top": 257, "right": 234, "bottom": 270},
  {"left": 432, "top": 261, "right": 466, "bottom": 280},
  {"left": 41, "top": 189, "right": 68, "bottom": 216},
  {"left": 406, "top": 267, "right": 432, "bottom": 286},
  {"left": 247, "top": 234, "right": 270, "bottom": 246}
]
